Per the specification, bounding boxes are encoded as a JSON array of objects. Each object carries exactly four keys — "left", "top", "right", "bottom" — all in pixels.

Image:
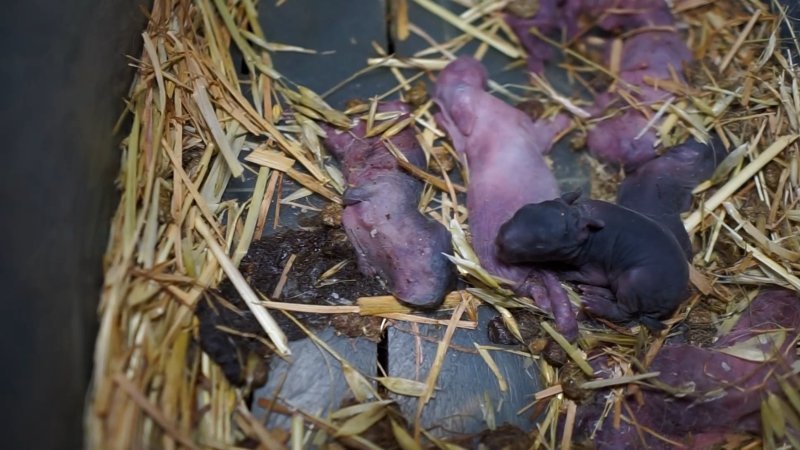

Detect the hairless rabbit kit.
[{"left": 79, "top": 0, "right": 800, "bottom": 448}]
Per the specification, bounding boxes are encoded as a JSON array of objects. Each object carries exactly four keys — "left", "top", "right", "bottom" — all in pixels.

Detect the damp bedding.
[{"left": 196, "top": 220, "right": 386, "bottom": 388}]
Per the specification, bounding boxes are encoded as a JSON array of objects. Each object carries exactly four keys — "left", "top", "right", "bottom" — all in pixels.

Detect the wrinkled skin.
[
  {"left": 434, "top": 57, "right": 566, "bottom": 281},
  {"left": 506, "top": 0, "right": 693, "bottom": 170},
  {"left": 322, "top": 101, "right": 455, "bottom": 308},
  {"left": 585, "top": 29, "right": 692, "bottom": 169},
  {"left": 505, "top": 0, "right": 566, "bottom": 73},
  {"left": 618, "top": 134, "right": 727, "bottom": 256},
  {"left": 434, "top": 56, "right": 578, "bottom": 339},
  {"left": 615, "top": 32, "right": 692, "bottom": 87},
  {"left": 496, "top": 193, "right": 689, "bottom": 330},
  {"left": 573, "top": 289, "right": 800, "bottom": 449},
  {"left": 508, "top": 0, "right": 677, "bottom": 75},
  {"left": 566, "top": 0, "right": 676, "bottom": 34}
]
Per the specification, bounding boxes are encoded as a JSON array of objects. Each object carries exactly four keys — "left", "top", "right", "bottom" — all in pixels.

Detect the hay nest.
[{"left": 86, "top": 0, "right": 800, "bottom": 448}]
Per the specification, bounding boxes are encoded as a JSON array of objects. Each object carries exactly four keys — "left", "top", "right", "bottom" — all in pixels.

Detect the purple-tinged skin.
[
  {"left": 505, "top": 0, "right": 694, "bottom": 171},
  {"left": 496, "top": 192, "right": 689, "bottom": 330},
  {"left": 564, "top": 0, "right": 676, "bottom": 33},
  {"left": 573, "top": 289, "right": 800, "bottom": 449},
  {"left": 322, "top": 101, "right": 454, "bottom": 308},
  {"left": 506, "top": 0, "right": 679, "bottom": 75},
  {"left": 618, "top": 134, "right": 727, "bottom": 257},
  {"left": 505, "top": 0, "right": 565, "bottom": 74},
  {"left": 584, "top": 30, "right": 693, "bottom": 169},
  {"left": 434, "top": 57, "right": 565, "bottom": 281},
  {"left": 585, "top": 98, "right": 662, "bottom": 170},
  {"left": 433, "top": 56, "right": 578, "bottom": 340},
  {"left": 616, "top": 32, "right": 692, "bottom": 87}
]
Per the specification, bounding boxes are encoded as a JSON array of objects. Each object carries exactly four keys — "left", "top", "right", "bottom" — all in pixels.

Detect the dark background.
[{"left": 0, "top": 1, "right": 147, "bottom": 449}]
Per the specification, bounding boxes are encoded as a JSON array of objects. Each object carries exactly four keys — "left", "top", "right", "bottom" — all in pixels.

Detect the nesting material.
[{"left": 87, "top": 0, "right": 800, "bottom": 448}]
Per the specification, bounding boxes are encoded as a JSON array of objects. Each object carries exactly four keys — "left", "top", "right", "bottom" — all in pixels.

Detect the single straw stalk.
[{"left": 684, "top": 134, "right": 798, "bottom": 232}]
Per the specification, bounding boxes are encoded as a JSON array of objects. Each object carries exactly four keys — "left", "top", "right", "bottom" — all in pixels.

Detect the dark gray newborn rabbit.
[{"left": 496, "top": 192, "right": 689, "bottom": 330}]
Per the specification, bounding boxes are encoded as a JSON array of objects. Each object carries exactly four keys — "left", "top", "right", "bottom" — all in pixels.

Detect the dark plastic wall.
[
  {"left": 0, "top": 1, "right": 147, "bottom": 449},
  {"left": 777, "top": 0, "right": 800, "bottom": 62}
]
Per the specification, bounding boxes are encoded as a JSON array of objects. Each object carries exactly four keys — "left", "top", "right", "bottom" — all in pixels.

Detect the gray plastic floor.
[{"left": 230, "top": 0, "right": 590, "bottom": 438}]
